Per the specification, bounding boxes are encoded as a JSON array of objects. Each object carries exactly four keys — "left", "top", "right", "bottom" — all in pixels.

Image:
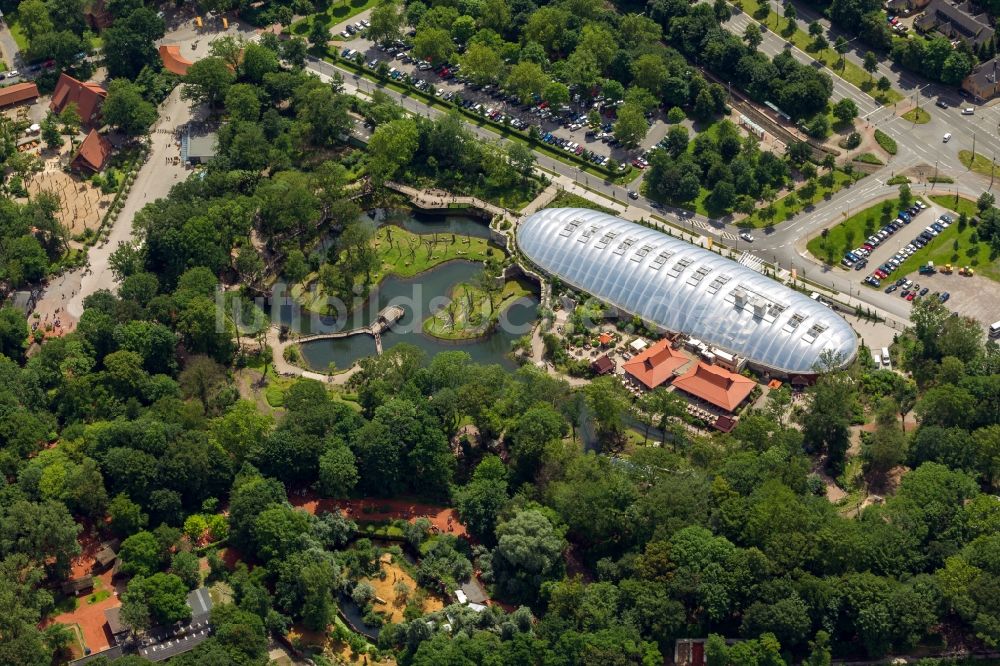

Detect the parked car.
[{"left": 939, "top": 292, "right": 950, "bottom": 302}]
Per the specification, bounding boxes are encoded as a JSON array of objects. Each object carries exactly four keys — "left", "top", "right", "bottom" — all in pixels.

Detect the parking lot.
[
  {"left": 843, "top": 199, "right": 972, "bottom": 309},
  {"left": 336, "top": 29, "right": 672, "bottom": 171}
]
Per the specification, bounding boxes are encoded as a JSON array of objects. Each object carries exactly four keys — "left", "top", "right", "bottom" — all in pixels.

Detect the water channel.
[{"left": 276, "top": 210, "right": 539, "bottom": 371}]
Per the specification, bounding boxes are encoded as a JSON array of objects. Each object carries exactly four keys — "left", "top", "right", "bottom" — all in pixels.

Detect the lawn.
[
  {"left": 854, "top": 152, "right": 883, "bottom": 165},
  {"left": 293, "top": 224, "right": 497, "bottom": 314},
  {"left": 733, "top": 0, "right": 902, "bottom": 104},
  {"left": 831, "top": 194, "right": 1000, "bottom": 282},
  {"left": 901, "top": 107, "right": 931, "bottom": 124},
  {"left": 6, "top": 14, "right": 29, "bottom": 52},
  {"left": 742, "top": 170, "right": 861, "bottom": 229},
  {"left": 290, "top": 0, "right": 380, "bottom": 36},
  {"left": 807, "top": 197, "right": 905, "bottom": 263},
  {"left": 929, "top": 194, "right": 978, "bottom": 218},
  {"left": 548, "top": 190, "right": 618, "bottom": 214},
  {"left": 958, "top": 150, "right": 1000, "bottom": 179},
  {"left": 423, "top": 278, "right": 534, "bottom": 340}
]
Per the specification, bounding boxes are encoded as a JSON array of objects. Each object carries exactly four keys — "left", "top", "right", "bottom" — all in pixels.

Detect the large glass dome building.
[{"left": 517, "top": 208, "right": 858, "bottom": 375}]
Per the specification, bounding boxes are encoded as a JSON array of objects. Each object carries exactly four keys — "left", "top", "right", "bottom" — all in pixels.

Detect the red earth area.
[
  {"left": 290, "top": 494, "right": 470, "bottom": 540},
  {"left": 41, "top": 531, "right": 123, "bottom": 656}
]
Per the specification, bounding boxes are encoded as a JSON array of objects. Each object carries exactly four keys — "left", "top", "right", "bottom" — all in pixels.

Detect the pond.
[
  {"left": 280, "top": 260, "right": 538, "bottom": 372},
  {"left": 275, "top": 209, "right": 535, "bottom": 371}
]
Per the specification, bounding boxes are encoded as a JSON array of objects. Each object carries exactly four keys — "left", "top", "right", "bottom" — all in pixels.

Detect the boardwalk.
[{"left": 293, "top": 305, "right": 404, "bottom": 355}]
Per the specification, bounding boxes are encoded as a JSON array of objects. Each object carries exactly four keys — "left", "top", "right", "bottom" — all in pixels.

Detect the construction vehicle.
[
  {"left": 959, "top": 266, "right": 975, "bottom": 277},
  {"left": 941, "top": 263, "right": 953, "bottom": 274}
]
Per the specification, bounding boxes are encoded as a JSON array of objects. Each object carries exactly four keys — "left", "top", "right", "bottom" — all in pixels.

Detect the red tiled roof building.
[
  {"left": 622, "top": 339, "right": 688, "bottom": 390},
  {"left": 50, "top": 73, "right": 107, "bottom": 126},
  {"left": 671, "top": 362, "right": 756, "bottom": 413}
]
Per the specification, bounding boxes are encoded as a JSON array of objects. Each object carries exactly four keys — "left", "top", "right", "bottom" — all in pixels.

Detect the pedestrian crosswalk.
[
  {"left": 737, "top": 252, "right": 766, "bottom": 273},
  {"left": 685, "top": 217, "right": 738, "bottom": 242}
]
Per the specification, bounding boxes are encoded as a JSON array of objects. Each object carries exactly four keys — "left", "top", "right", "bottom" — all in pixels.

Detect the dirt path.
[{"left": 290, "top": 494, "right": 470, "bottom": 539}]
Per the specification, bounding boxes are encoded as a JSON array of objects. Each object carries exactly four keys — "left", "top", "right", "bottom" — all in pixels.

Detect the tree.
[
  {"left": 542, "top": 81, "right": 570, "bottom": 107},
  {"left": 863, "top": 400, "right": 907, "bottom": 486},
  {"left": 368, "top": 0, "right": 404, "bottom": 45},
  {"left": 505, "top": 60, "right": 546, "bottom": 102},
  {"left": 491, "top": 508, "right": 566, "bottom": 603},
  {"left": 800, "top": 373, "right": 855, "bottom": 474},
  {"left": 124, "top": 573, "right": 191, "bottom": 626},
  {"left": 169, "top": 551, "right": 201, "bottom": 589},
  {"left": 102, "top": 8, "right": 165, "bottom": 78},
  {"left": 0, "top": 499, "right": 81, "bottom": 576},
  {"left": 19, "top": 0, "right": 53, "bottom": 40},
  {"left": 832, "top": 98, "right": 858, "bottom": 125},
  {"left": 178, "top": 355, "right": 228, "bottom": 413},
  {"left": 108, "top": 494, "right": 148, "bottom": 536},
  {"left": 805, "top": 630, "right": 832, "bottom": 666},
  {"left": 182, "top": 57, "right": 235, "bottom": 108},
  {"left": 613, "top": 102, "right": 649, "bottom": 148},
  {"left": 864, "top": 51, "right": 878, "bottom": 80},
  {"left": 0, "top": 307, "right": 27, "bottom": 361},
  {"left": 412, "top": 26, "right": 455, "bottom": 65},
  {"left": 118, "top": 531, "right": 163, "bottom": 577},
  {"left": 784, "top": 2, "right": 797, "bottom": 27},
  {"left": 367, "top": 118, "right": 419, "bottom": 183},
  {"left": 59, "top": 103, "right": 81, "bottom": 137},
  {"left": 585, "top": 376, "right": 631, "bottom": 450},
  {"left": 210, "top": 401, "right": 273, "bottom": 464},
  {"left": 877, "top": 76, "right": 891, "bottom": 92},
  {"left": 102, "top": 79, "right": 157, "bottom": 136},
  {"left": 253, "top": 505, "right": 313, "bottom": 563},
  {"left": 40, "top": 112, "right": 62, "bottom": 150},
  {"left": 308, "top": 19, "right": 330, "bottom": 49},
  {"left": 454, "top": 455, "right": 508, "bottom": 543},
  {"left": 744, "top": 23, "right": 763, "bottom": 49},
  {"left": 317, "top": 441, "right": 358, "bottom": 497},
  {"left": 461, "top": 43, "right": 504, "bottom": 87}
]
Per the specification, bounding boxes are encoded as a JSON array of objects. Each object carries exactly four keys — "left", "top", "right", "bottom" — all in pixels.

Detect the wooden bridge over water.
[{"left": 293, "top": 305, "right": 405, "bottom": 355}]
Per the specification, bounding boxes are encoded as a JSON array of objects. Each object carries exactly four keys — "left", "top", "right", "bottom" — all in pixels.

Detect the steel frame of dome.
[{"left": 517, "top": 208, "right": 858, "bottom": 375}]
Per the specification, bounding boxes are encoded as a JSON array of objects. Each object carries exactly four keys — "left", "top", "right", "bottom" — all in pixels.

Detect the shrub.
[
  {"left": 874, "top": 129, "right": 897, "bottom": 155},
  {"left": 666, "top": 107, "right": 685, "bottom": 123}
]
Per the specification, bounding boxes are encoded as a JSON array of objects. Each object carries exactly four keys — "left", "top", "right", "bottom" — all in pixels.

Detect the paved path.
[{"left": 32, "top": 87, "right": 203, "bottom": 329}]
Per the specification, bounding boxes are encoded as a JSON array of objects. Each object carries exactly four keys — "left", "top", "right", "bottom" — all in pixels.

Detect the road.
[
  {"left": 0, "top": 15, "right": 23, "bottom": 75},
  {"left": 721, "top": 2, "right": 1000, "bottom": 179}
]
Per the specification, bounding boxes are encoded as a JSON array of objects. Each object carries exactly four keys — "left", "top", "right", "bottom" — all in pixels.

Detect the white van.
[
  {"left": 943, "top": 133, "right": 952, "bottom": 142},
  {"left": 881, "top": 346, "right": 891, "bottom": 366},
  {"left": 990, "top": 321, "right": 1000, "bottom": 338}
]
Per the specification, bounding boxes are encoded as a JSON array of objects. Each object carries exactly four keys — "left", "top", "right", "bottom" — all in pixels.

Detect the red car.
[{"left": 906, "top": 292, "right": 916, "bottom": 301}]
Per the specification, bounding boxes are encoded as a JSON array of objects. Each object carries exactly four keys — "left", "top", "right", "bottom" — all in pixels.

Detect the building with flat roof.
[
  {"left": 182, "top": 126, "right": 218, "bottom": 164},
  {"left": 517, "top": 209, "right": 858, "bottom": 375}
]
